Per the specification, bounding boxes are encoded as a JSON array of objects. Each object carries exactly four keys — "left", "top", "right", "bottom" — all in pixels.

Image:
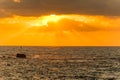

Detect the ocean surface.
[{"left": 0, "top": 46, "right": 120, "bottom": 80}]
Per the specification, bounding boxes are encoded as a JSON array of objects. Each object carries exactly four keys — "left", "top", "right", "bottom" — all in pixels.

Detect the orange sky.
[{"left": 0, "top": 14, "right": 120, "bottom": 46}]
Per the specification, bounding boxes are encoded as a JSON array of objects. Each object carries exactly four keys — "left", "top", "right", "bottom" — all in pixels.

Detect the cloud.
[
  {"left": 0, "top": 14, "right": 120, "bottom": 32},
  {"left": 0, "top": 0, "right": 120, "bottom": 16},
  {"left": 0, "top": 7, "right": 13, "bottom": 17}
]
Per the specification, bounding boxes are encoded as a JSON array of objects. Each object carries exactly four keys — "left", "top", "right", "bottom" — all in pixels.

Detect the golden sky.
[
  {"left": 0, "top": 14, "right": 120, "bottom": 46},
  {"left": 0, "top": 0, "right": 120, "bottom": 46}
]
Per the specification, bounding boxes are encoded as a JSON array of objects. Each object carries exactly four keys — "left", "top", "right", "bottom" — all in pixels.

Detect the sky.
[{"left": 0, "top": 0, "right": 120, "bottom": 46}]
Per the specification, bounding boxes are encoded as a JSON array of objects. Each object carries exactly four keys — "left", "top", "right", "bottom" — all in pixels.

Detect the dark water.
[{"left": 0, "top": 46, "right": 120, "bottom": 80}]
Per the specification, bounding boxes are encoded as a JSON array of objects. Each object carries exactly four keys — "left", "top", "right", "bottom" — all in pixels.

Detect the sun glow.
[{"left": 28, "top": 14, "right": 64, "bottom": 27}]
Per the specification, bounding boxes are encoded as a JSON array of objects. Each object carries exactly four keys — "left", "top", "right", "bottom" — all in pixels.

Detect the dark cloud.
[{"left": 0, "top": 0, "right": 120, "bottom": 17}]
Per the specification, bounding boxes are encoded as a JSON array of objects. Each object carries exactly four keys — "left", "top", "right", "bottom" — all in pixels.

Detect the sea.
[{"left": 0, "top": 46, "right": 120, "bottom": 80}]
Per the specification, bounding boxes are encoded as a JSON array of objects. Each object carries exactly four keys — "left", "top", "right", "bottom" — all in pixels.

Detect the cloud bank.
[
  {"left": 0, "top": 0, "right": 120, "bottom": 17},
  {"left": 0, "top": 15, "right": 120, "bottom": 32}
]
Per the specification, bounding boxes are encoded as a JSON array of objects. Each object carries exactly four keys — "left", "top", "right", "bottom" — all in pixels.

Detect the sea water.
[{"left": 0, "top": 46, "right": 120, "bottom": 80}]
